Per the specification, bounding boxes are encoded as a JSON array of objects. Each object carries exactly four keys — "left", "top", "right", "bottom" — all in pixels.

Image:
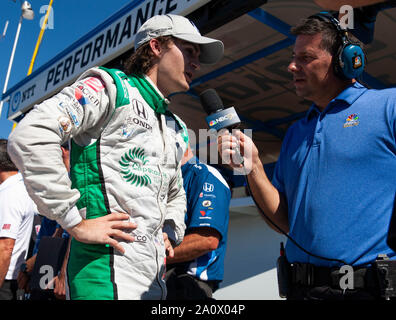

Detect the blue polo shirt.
[
  {"left": 178, "top": 157, "right": 231, "bottom": 284},
  {"left": 272, "top": 82, "right": 396, "bottom": 267}
]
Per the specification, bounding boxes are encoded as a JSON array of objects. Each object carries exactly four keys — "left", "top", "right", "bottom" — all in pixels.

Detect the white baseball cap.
[{"left": 135, "top": 14, "right": 224, "bottom": 64}]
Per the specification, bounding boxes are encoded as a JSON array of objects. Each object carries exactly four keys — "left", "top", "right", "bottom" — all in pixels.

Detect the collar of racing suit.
[{"left": 127, "top": 74, "right": 170, "bottom": 114}]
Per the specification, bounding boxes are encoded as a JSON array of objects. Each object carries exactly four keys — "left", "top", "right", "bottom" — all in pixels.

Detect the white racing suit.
[{"left": 8, "top": 67, "right": 188, "bottom": 300}]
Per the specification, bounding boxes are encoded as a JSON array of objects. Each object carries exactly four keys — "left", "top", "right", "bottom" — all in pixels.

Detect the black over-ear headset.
[{"left": 309, "top": 12, "right": 366, "bottom": 80}]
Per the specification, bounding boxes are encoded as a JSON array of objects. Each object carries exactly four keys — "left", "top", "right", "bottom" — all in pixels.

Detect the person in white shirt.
[{"left": 0, "top": 139, "right": 38, "bottom": 300}]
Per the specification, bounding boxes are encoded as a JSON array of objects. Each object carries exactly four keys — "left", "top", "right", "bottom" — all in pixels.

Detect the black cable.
[{"left": 241, "top": 166, "right": 348, "bottom": 266}]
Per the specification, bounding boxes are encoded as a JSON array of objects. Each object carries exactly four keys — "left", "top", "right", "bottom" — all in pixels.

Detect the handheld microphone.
[
  {"left": 199, "top": 88, "right": 244, "bottom": 164},
  {"left": 200, "top": 89, "right": 241, "bottom": 131}
]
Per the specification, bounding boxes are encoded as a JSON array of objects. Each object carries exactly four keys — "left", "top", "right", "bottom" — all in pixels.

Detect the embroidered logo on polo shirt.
[{"left": 343, "top": 113, "right": 359, "bottom": 128}]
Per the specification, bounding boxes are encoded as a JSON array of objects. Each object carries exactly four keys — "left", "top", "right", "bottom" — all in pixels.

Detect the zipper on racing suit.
[{"left": 152, "top": 113, "right": 170, "bottom": 300}]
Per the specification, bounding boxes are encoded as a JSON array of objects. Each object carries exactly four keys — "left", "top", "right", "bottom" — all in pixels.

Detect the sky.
[{"left": 0, "top": 0, "right": 131, "bottom": 138}]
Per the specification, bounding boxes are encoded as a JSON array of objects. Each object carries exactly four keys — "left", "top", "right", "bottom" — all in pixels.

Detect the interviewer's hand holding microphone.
[
  {"left": 218, "top": 129, "right": 260, "bottom": 174},
  {"left": 199, "top": 88, "right": 260, "bottom": 175},
  {"left": 201, "top": 89, "right": 289, "bottom": 235}
]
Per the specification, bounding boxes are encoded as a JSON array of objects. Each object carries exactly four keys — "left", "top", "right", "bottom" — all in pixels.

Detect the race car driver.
[{"left": 8, "top": 14, "right": 224, "bottom": 300}]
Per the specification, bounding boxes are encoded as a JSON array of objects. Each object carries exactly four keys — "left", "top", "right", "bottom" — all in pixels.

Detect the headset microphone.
[
  {"left": 309, "top": 12, "right": 366, "bottom": 80},
  {"left": 199, "top": 88, "right": 244, "bottom": 164}
]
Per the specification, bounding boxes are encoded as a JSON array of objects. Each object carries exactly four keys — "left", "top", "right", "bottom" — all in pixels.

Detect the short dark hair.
[
  {"left": 290, "top": 17, "right": 343, "bottom": 57},
  {"left": 0, "top": 139, "right": 18, "bottom": 172},
  {"left": 123, "top": 36, "right": 174, "bottom": 75}
]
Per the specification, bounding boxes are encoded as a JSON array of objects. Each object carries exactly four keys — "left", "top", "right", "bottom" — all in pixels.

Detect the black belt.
[{"left": 290, "top": 263, "right": 379, "bottom": 290}]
